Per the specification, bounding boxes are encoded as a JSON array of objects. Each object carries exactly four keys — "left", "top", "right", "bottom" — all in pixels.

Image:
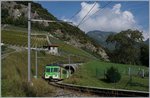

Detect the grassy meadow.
[
  {"left": 1, "top": 49, "right": 68, "bottom": 96},
  {"left": 64, "top": 60, "right": 149, "bottom": 91},
  {"left": 1, "top": 46, "right": 95, "bottom": 96},
  {"left": 1, "top": 25, "right": 149, "bottom": 96},
  {"left": 2, "top": 25, "right": 96, "bottom": 60},
  {"left": 1, "top": 30, "right": 48, "bottom": 47}
]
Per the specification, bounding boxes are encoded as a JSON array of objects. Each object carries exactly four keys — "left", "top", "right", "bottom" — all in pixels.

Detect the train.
[{"left": 43, "top": 63, "right": 70, "bottom": 80}]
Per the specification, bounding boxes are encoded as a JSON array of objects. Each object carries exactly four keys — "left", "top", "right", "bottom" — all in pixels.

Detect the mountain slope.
[
  {"left": 87, "top": 30, "right": 115, "bottom": 50},
  {"left": 144, "top": 38, "right": 149, "bottom": 45},
  {"left": 1, "top": 1, "right": 109, "bottom": 61}
]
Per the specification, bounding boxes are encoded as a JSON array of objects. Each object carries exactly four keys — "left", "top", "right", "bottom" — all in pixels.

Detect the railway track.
[{"left": 48, "top": 81, "right": 149, "bottom": 97}]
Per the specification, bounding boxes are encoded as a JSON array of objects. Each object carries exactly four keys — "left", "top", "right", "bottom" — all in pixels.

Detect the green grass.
[
  {"left": 1, "top": 45, "right": 15, "bottom": 55},
  {"left": 2, "top": 30, "right": 48, "bottom": 47},
  {"left": 49, "top": 36, "right": 97, "bottom": 60},
  {"left": 2, "top": 27, "right": 97, "bottom": 61},
  {"left": 1, "top": 50, "right": 68, "bottom": 96},
  {"left": 64, "top": 60, "right": 149, "bottom": 91},
  {"left": 2, "top": 25, "right": 48, "bottom": 34},
  {"left": 1, "top": 48, "right": 97, "bottom": 96}
]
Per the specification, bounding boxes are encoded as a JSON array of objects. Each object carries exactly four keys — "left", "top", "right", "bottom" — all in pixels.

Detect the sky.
[{"left": 36, "top": 1, "right": 149, "bottom": 40}]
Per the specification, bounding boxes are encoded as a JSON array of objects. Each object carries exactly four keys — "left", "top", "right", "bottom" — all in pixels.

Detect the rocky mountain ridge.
[{"left": 2, "top": 1, "right": 109, "bottom": 61}]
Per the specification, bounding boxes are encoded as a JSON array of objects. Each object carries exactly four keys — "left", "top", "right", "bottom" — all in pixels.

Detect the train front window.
[
  {"left": 51, "top": 68, "right": 54, "bottom": 72},
  {"left": 46, "top": 68, "right": 50, "bottom": 72},
  {"left": 54, "top": 68, "right": 58, "bottom": 72}
]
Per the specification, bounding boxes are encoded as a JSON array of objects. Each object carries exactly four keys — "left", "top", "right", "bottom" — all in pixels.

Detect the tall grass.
[
  {"left": 1, "top": 48, "right": 96, "bottom": 96},
  {"left": 1, "top": 50, "right": 64, "bottom": 97}
]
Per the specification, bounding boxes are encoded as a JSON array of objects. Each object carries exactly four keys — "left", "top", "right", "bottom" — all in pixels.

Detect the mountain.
[
  {"left": 87, "top": 30, "right": 115, "bottom": 50},
  {"left": 144, "top": 38, "right": 149, "bottom": 45},
  {"left": 1, "top": 1, "right": 109, "bottom": 61}
]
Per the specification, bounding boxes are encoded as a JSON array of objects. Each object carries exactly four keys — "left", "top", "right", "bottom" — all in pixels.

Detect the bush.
[
  {"left": 2, "top": 45, "right": 7, "bottom": 52},
  {"left": 22, "top": 79, "right": 55, "bottom": 97},
  {"left": 105, "top": 66, "right": 121, "bottom": 83}
]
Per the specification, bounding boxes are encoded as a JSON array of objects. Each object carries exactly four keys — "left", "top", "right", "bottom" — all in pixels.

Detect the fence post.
[
  {"left": 128, "top": 67, "right": 132, "bottom": 83},
  {"left": 142, "top": 69, "right": 144, "bottom": 78},
  {"left": 128, "top": 67, "right": 131, "bottom": 76}
]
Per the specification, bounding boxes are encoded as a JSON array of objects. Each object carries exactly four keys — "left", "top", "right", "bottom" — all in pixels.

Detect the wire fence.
[{"left": 95, "top": 67, "right": 149, "bottom": 79}]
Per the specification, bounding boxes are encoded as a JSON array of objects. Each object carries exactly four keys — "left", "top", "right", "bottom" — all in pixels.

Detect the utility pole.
[
  {"left": 27, "top": 3, "right": 72, "bottom": 82},
  {"left": 31, "top": 34, "right": 46, "bottom": 79},
  {"left": 28, "top": 3, "right": 31, "bottom": 82},
  {"left": 68, "top": 55, "right": 71, "bottom": 76},
  {"left": 35, "top": 43, "right": 38, "bottom": 79}
]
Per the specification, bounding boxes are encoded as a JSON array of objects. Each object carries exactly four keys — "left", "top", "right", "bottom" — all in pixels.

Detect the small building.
[
  {"left": 0, "top": 43, "right": 4, "bottom": 46},
  {"left": 43, "top": 44, "right": 59, "bottom": 55}
]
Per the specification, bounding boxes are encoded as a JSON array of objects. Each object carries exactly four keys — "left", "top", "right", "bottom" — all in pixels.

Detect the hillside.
[
  {"left": 1, "top": 24, "right": 100, "bottom": 96},
  {"left": 64, "top": 60, "right": 149, "bottom": 91},
  {"left": 1, "top": 1, "right": 149, "bottom": 97},
  {"left": 1, "top": 1, "right": 109, "bottom": 61},
  {"left": 2, "top": 25, "right": 97, "bottom": 61},
  {"left": 87, "top": 30, "right": 115, "bottom": 50},
  {"left": 144, "top": 38, "right": 149, "bottom": 45},
  {"left": 2, "top": 47, "right": 93, "bottom": 96}
]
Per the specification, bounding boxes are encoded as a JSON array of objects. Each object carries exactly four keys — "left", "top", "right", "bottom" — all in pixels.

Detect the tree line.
[{"left": 106, "top": 29, "right": 149, "bottom": 67}]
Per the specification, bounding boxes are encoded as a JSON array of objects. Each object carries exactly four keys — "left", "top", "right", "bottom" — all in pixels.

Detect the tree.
[
  {"left": 105, "top": 66, "right": 121, "bottom": 83},
  {"left": 106, "top": 29, "right": 144, "bottom": 65},
  {"left": 140, "top": 44, "right": 149, "bottom": 67},
  {"left": 1, "top": 9, "right": 9, "bottom": 23}
]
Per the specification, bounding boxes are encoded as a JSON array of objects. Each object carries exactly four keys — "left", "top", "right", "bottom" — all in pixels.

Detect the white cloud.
[
  {"left": 62, "top": 2, "right": 149, "bottom": 40},
  {"left": 112, "top": 3, "right": 121, "bottom": 14},
  {"left": 142, "top": 30, "right": 149, "bottom": 41},
  {"left": 76, "top": 2, "right": 138, "bottom": 32},
  {"left": 78, "top": 2, "right": 99, "bottom": 19}
]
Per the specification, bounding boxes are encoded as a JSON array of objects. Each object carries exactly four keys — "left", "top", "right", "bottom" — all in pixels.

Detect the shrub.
[
  {"left": 2, "top": 45, "right": 7, "bottom": 52},
  {"left": 22, "top": 79, "right": 55, "bottom": 97},
  {"left": 14, "top": 5, "right": 22, "bottom": 9},
  {"left": 105, "top": 66, "right": 121, "bottom": 83}
]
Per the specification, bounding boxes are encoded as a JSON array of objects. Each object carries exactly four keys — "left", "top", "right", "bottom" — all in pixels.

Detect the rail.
[{"left": 48, "top": 81, "right": 149, "bottom": 97}]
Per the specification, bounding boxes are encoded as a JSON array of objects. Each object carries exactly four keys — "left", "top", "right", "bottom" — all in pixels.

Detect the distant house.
[
  {"left": 43, "top": 44, "right": 59, "bottom": 55},
  {"left": 0, "top": 43, "right": 4, "bottom": 46}
]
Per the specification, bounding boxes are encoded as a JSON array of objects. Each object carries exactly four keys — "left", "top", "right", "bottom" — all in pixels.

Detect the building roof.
[
  {"left": 46, "top": 63, "right": 62, "bottom": 67},
  {"left": 49, "top": 44, "right": 59, "bottom": 47},
  {"left": 0, "top": 43, "right": 4, "bottom": 46},
  {"left": 43, "top": 44, "right": 59, "bottom": 47}
]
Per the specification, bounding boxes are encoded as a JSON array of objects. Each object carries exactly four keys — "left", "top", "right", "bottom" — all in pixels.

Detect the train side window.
[
  {"left": 46, "top": 68, "right": 50, "bottom": 72},
  {"left": 54, "top": 68, "right": 58, "bottom": 72}
]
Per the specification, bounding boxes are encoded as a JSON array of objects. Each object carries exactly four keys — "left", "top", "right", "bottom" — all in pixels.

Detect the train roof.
[
  {"left": 43, "top": 44, "right": 59, "bottom": 47},
  {"left": 46, "top": 63, "right": 62, "bottom": 67}
]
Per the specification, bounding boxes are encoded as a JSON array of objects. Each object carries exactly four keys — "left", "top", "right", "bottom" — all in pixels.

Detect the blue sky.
[{"left": 36, "top": 1, "right": 149, "bottom": 39}]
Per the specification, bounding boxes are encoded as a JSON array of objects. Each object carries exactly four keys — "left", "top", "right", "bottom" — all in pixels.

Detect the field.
[
  {"left": 2, "top": 25, "right": 96, "bottom": 60},
  {"left": 1, "top": 50, "right": 62, "bottom": 96},
  {"left": 1, "top": 45, "right": 96, "bottom": 96},
  {"left": 1, "top": 25, "right": 149, "bottom": 96},
  {"left": 64, "top": 60, "right": 149, "bottom": 91},
  {"left": 1, "top": 30, "right": 48, "bottom": 48},
  {"left": 49, "top": 36, "right": 97, "bottom": 59},
  {"left": 1, "top": 26, "right": 97, "bottom": 96}
]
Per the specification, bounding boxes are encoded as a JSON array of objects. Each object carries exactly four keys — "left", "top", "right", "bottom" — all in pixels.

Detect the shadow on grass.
[
  {"left": 128, "top": 82, "right": 148, "bottom": 88},
  {"left": 100, "top": 78, "right": 112, "bottom": 83},
  {"left": 124, "top": 79, "right": 148, "bottom": 89}
]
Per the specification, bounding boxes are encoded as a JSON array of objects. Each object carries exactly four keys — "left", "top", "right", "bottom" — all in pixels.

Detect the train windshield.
[
  {"left": 46, "top": 68, "right": 50, "bottom": 72},
  {"left": 54, "top": 68, "right": 59, "bottom": 72}
]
